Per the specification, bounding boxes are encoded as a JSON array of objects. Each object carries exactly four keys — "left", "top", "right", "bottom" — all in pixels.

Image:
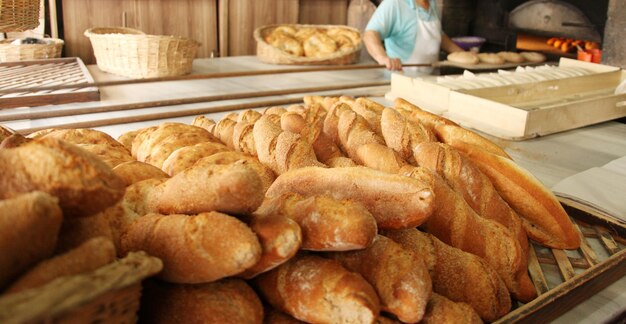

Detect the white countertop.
[{"left": 1, "top": 56, "right": 625, "bottom": 323}]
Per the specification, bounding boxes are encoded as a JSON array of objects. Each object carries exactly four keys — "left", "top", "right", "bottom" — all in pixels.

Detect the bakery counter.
[{"left": 1, "top": 56, "right": 625, "bottom": 323}]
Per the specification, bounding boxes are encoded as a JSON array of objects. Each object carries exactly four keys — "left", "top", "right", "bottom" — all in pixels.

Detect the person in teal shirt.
[{"left": 364, "top": 0, "right": 462, "bottom": 70}]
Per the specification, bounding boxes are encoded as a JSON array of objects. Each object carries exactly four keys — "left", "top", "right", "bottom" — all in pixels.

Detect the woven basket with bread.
[
  {"left": 254, "top": 24, "right": 362, "bottom": 65},
  {"left": 0, "top": 94, "right": 589, "bottom": 323}
]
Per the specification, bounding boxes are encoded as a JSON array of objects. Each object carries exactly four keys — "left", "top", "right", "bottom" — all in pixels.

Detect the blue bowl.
[{"left": 452, "top": 36, "right": 486, "bottom": 51}]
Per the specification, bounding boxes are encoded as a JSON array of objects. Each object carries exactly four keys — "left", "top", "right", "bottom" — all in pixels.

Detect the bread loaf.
[
  {"left": 381, "top": 228, "right": 510, "bottom": 322},
  {"left": 237, "top": 109, "right": 263, "bottom": 123},
  {"left": 191, "top": 115, "right": 217, "bottom": 133},
  {"left": 134, "top": 123, "right": 209, "bottom": 162},
  {"left": 140, "top": 278, "right": 264, "bottom": 324},
  {"left": 39, "top": 128, "right": 127, "bottom": 150},
  {"left": 450, "top": 141, "right": 580, "bottom": 249},
  {"left": 55, "top": 207, "right": 117, "bottom": 253},
  {"left": 266, "top": 166, "right": 434, "bottom": 229},
  {"left": 0, "top": 192, "right": 63, "bottom": 288},
  {"left": 232, "top": 121, "right": 257, "bottom": 156},
  {"left": 447, "top": 51, "right": 480, "bottom": 65},
  {"left": 477, "top": 53, "right": 505, "bottom": 65},
  {"left": 117, "top": 129, "right": 141, "bottom": 151},
  {"left": 326, "top": 235, "right": 432, "bottom": 323},
  {"left": 143, "top": 131, "right": 219, "bottom": 169},
  {"left": 264, "top": 308, "right": 306, "bottom": 324},
  {"left": 380, "top": 107, "right": 436, "bottom": 164},
  {"left": 161, "top": 141, "right": 229, "bottom": 176},
  {"left": 337, "top": 110, "right": 385, "bottom": 163},
  {"left": 74, "top": 143, "right": 134, "bottom": 168},
  {"left": 412, "top": 142, "right": 535, "bottom": 302},
  {"left": 401, "top": 166, "right": 530, "bottom": 307},
  {"left": 121, "top": 212, "right": 262, "bottom": 283},
  {"left": 0, "top": 137, "right": 125, "bottom": 217},
  {"left": 356, "top": 142, "right": 408, "bottom": 174},
  {"left": 322, "top": 101, "right": 352, "bottom": 145},
  {"left": 129, "top": 125, "right": 158, "bottom": 157},
  {"left": 0, "top": 133, "right": 30, "bottom": 149},
  {"left": 326, "top": 156, "right": 358, "bottom": 167},
  {"left": 421, "top": 293, "right": 483, "bottom": 324},
  {"left": 253, "top": 254, "right": 381, "bottom": 324},
  {"left": 434, "top": 123, "right": 511, "bottom": 159},
  {"left": 259, "top": 193, "right": 377, "bottom": 251},
  {"left": 194, "top": 151, "right": 276, "bottom": 194},
  {"left": 153, "top": 161, "right": 264, "bottom": 216},
  {"left": 6, "top": 237, "right": 116, "bottom": 294},
  {"left": 394, "top": 98, "right": 458, "bottom": 128},
  {"left": 112, "top": 160, "right": 170, "bottom": 186},
  {"left": 263, "top": 106, "right": 288, "bottom": 116},
  {"left": 0, "top": 124, "right": 13, "bottom": 143},
  {"left": 348, "top": 98, "right": 385, "bottom": 136}
]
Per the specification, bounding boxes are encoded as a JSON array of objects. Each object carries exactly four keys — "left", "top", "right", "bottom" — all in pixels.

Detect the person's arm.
[
  {"left": 441, "top": 33, "right": 464, "bottom": 53},
  {"left": 363, "top": 30, "right": 403, "bottom": 71}
]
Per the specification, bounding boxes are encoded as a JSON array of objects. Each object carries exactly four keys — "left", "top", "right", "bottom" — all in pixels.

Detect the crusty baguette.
[
  {"left": 117, "top": 129, "right": 141, "bottom": 151},
  {"left": 0, "top": 137, "right": 125, "bottom": 218},
  {"left": 266, "top": 166, "right": 435, "bottom": 229},
  {"left": 421, "top": 293, "right": 483, "bottom": 324},
  {"left": 121, "top": 212, "right": 262, "bottom": 283},
  {"left": 401, "top": 166, "right": 531, "bottom": 309},
  {"left": 253, "top": 114, "right": 326, "bottom": 175},
  {"left": 112, "top": 160, "right": 170, "bottom": 186},
  {"left": 355, "top": 142, "right": 408, "bottom": 174},
  {"left": 434, "top": 123, "right": 511, "bottom": 159},
  {"left": 232, "top": 121, "right": 258, "bottom": 156},
  {"left": 413, "top": 142, "right": 535, "bottom": 302},
  {"left": 161, "top": 141, "right": 229, "bottom": 176},
  {"left": 325, "top": 156, "right": 358, "bottom": 168},
  {"left": 322, "top": 101, "right": 352, "bottom": 146},
  {"left": 380, "top": 107, "right": 436, "bottom": 164},
  {"left": 129, "top": 125, "right": 158, "bottom": 158},
  {"left": 134, "top": 123, "right": 209, "bottom": 162},
  {"left": 258, "top": 193, "right": 377, "bottom": 251},
  {"left": 142, "top": 131, "right": 219, "bottom": 169},
  {"left": 191, "top": 115, "right": 217, "bottom": 133},
  {"left": 239, "top": 212, "right": 302, "bottom": 279},
  {"left": 121, "top": 178, "right": 166, "bottom": 220},
  {"left": 153, "top": 161, "right": 265, "bottom": 216},
  {"left": 253, "top": 254, "right": 381, "bottom": 324},
  {"left": 194, "top": 151, "right": 276, "bottom": 194},
  {"left": 39, "top": 128, "right": 128, "bottom": 151},
  {"left": 326, "top": 235, "right": 432, "bottom": 323},
  {"left": 337, "top": 110, "right": 385, "bottom": 163},
  {"left": 451, "top": 141, "right": 580, "bottom": 249},
  {"left": 382, "top": 228, "right": 510, "bottom": 322},
  {"left": 140, "top": 278, "right": 264, "bottom": 324},
  {"left": 237, "top": 109, "right": 263, "bottom": 124},
  {"left": 212, "top": 118, "right": 238, "bottom": 149},
  {"left": 0, "top": 192, "right": 63, "bottom": 289},
  {"left": 74, "top": 143, "right": 134, "bottom": 168},
  {"left": 394, "top": 98, "right": 458, "bottom": 128},
  {"left": 263, "top": 106, "right": 287, "bottom": 116},
  {"left": 349, "top": 97, "right": 385, "bottom": 136},
  {"left": 6, "top": 237, "right": 116, "bottom": 294}
]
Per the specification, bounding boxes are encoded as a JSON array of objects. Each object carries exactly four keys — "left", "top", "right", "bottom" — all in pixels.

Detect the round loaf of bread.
[
  {"left": 520, "top": 51, "right": 546, "bottom": 63},
  {"left": 477, "top": 53, "right": 505, "bottom": 65},
  {"left": 447, "top": 51, "right": 479, "bottom": 65},
  {"left": 497, "top": 51, "right": 525, "bottom": 63}
]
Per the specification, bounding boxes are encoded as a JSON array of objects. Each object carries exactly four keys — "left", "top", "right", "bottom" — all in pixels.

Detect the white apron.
[{"left": 406, "top": 6, "right": 442, "bottom": 73}]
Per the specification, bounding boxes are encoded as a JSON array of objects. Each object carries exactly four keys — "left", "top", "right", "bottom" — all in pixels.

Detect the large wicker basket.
[
  {"left": 254, "top": 24, "right": 362, "bottom": 65},
  {"left": 0, "top": 252, "right": 162, "bottom": 323},
  {"left": 0, "top": 0, "right": 41, "bottom": 32},
  {"left": 0, "top": 38, "right": 64, "bottom": 62},
  {"left": 84, "top": 27, "right": 200, "bottom": 79}
]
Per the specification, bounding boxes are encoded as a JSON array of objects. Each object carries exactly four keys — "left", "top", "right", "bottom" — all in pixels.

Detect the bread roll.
[
  {"left": 0, "top": 137, "right": 125, "bottom": 217},
  {"left": 194, "top": 151, "right": 276, "bottom": 194},
  {"left": 6, "top": 237, "right": 116, "bottom": 294},
  {"left": 232, "top": 121, "right": 257, "bottom": 156},
  {"left": 520, "top": 51, "right": 546, "bottom": 63},
  {"left": 134, "top": 123, "right": 209, "bottom": 162},
  {"left": 74, "top": 143, "right": 134, "bottom": 168},
  {"left": 497, "top": 51, "right": 525, "bottom": 63},
  {"left": 39, "top": 128, "right": 127, "bottom": 150},
  {"left": 143, "top": 131, "right": 219, "bottom": 169},
  {"left": 258, "top": 193, "right": 377, "bottom": 251},
  {"left": 477, "top": 53, "right": 505, "bottom": 65},
  {"left": 447, "top": 51, "right": 480, "bottom": 65},
  {"left": 382, "top": 228, "right": 510, "bottom": 322},
  {"left": 0, "top": 192, "right": 63, "bottom": 288},
  {"left": 121, "top": 212, "right": 262, "bottom": 283},
  {"left": 140, "top": 278, "right": 264, "bottom": 324},
  {"left": 421, "top": 293, "right": 483, "bottom": 324},
  {"left": 327, "top": 235, "right": 432, "bottom": 323},
  {"left": 117, "top": 129, "right": 141, "bottom": 151},
  {"left": 153, "top": 161, "right": 265, "bottom": 216},
  {"left": 266, "top": 166, "right": 435, "bottom": 229},
  {"left": 191, "top": 115, "right": 217, "bottom": 133},
  {"left": 253, "top": 254, "right": 380, "bottom": 324},
  {"left": 161, "top": 141, "right": 229, "bottom": 176},
  {"left": 112, "top": 160, "right": 170, "bottom": 186},
  {"left": 237, "top": 109, "right": 263, "bottom": 124}
]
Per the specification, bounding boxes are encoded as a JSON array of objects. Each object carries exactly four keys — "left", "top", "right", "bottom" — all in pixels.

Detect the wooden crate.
[
  {"left": 389, "top": 58, "right": 626, "bottom": 140},
  {"left": 497, "top": 198, "right": 626, "bottom": 323},
  {"left": 0, "top": 57, "right": 100, "bottom": 109}
]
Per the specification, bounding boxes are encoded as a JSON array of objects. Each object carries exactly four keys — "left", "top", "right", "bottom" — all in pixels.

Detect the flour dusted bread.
[
  {"left": 0, "top": 192, "right": 63, "bottom": 289},
  {"left": 161, "top": 141, "right": 229, "bottom": 176},
  {"left": 140, "top": 278, "right": 264, "bottom": 324},
  {"left": 0, "top": 137, "right": 125, "bottom": 217},
  {"left": 477, "top": 53, "right": 505, "bottom": 65},
  {"left": 497, "top": 51, "right": 525, "bottom": 63},
  {"left": 195, "top": 151, "right": 276, "bottom": 194},
  {"left": 253, "top": 254, "right": 380, "bottom": 324},
  {"left": 421, "top": 293, "right": 483, "bottom": 324},
  {"left": 266, "top": 166, "right": 435, "bottom": 229},
  {"left": 112, "top": 160, "right": 169, "bottom": 186},
  {"left": 447, "top": 51, "right": 480, "bottom": 65},
  {"left": 326, "top": 235, "right": 432, "bottom": 323},
  {"left": 121, "top": 212, "right": 262, "bottom": 283},
  {"left": 520, "top": 51, "right": 546, "bottom": 63}
]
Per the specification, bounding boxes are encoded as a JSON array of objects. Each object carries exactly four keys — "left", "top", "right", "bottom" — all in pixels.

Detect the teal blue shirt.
[{"left": 365, "top": 0, "right": 440, "bottom": 61}]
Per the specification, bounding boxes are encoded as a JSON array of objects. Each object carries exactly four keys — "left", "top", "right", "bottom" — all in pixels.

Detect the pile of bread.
[
  {"left": 447, "top": 51, "right": 546, "bottom": 66},
  {"left": 0, "top": 95, "right": 581, "bottom": 323},
  {"left": 263, "top": 25, "right": 361, "bottom": 58}
]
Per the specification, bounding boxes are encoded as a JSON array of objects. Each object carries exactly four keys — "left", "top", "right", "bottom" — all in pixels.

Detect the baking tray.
[
  {"left": 497, "top": 197, "right": 626, "bottom": 323},
  {"left": 0, "top": 57, "right": 100, "bottom": 109}
]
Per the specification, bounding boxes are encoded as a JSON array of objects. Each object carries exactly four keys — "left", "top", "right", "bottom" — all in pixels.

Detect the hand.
[{"left": 380, "top": 57, "right": 403, "bottom": 71}]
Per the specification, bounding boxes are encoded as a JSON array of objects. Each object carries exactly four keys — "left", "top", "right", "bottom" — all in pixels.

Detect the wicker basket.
[
  {"left": 84, "top": 27, "right": 200, "bottom": 79},
  {"left": 0, "top": 38, "right": 64, "bottom": 62},
  {"left": 0, "top": 0, "right": 41, "bottom": 32},
  {"left": 254, "top": 24, "right": 362, "bottom": 65},
  {"left": 0, "top": 251, "right": 163, "bottom": 323}
]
